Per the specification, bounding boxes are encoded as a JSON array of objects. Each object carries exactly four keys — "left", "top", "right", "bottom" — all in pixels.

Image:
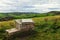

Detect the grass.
[
  {"left": 0, "top": 20, "right": 15, "bottom": 29},
  {"left": 0, "top": 15, "right": 60, "bottom": 40}
]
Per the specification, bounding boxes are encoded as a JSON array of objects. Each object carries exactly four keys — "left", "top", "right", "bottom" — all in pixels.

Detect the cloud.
[{"left": 0, "top": 0, "right": 60, "bottom": 13}]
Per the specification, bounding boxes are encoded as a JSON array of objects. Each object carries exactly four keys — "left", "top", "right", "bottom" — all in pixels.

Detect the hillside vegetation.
[
  {"left": 0, "top": 15, "right": 60, "bottom": 40},
  {"left": 0, "top": 11, "right": 60, "bottom": 21}
]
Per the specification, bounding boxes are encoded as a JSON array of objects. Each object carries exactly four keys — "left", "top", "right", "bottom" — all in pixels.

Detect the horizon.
[
  {"left": 0, "top": 11, "right": 60, "bottom": 13},
  {"left": 0, "top": 0, "right": 60, "bottom": 13}
]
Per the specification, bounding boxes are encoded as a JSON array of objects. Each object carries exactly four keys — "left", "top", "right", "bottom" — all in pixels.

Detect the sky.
[{"left": 0, "top": 0, "right": 60, "bottom": 13}]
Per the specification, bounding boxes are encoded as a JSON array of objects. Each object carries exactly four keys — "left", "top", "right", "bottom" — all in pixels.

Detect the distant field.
[
  {"left": 0, "top": 15, "right": 60, "bottom": 27},
  {"left": 0, "top": 15, "right": 60, "bottom": 40}
]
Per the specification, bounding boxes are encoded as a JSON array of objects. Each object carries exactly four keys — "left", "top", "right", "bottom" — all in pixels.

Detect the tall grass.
[
  {"left": 31, "top": 16, "right": 60, "bottom": 40},
  {"left": 0, "top": 15, "right": 60, "bottom": 40},
  {"left": 0, "top": 20, "right": 15, "bottom": 40}
]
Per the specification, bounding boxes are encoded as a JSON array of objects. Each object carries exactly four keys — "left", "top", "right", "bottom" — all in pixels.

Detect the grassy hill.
[
  {"left": 0, "top": 11, "right": 60, "bottom": 21},
  {"left": 0, "top": 15, "right": 60, "bottom": 40}
]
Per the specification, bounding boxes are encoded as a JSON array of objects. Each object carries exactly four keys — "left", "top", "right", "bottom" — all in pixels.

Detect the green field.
[{"left": 0, "top": 15, "right": 60, "bottom": 40}]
